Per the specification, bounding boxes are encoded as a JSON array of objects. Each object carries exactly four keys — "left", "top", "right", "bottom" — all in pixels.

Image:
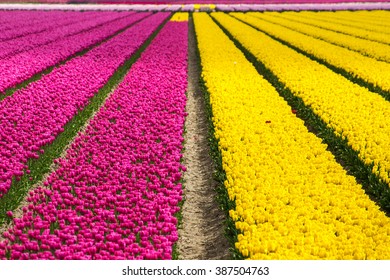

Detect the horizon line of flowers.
[{"left": 0, "top": 2, "right": 389, "bottom": 12}]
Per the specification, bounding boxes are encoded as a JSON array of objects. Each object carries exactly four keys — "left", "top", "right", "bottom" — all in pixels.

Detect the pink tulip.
[
  {"left": 0, "top": 19, "right": 187, "bottom": 260},
  {"left": 0, "top": 12, "right": 167, "bottom": 198}
]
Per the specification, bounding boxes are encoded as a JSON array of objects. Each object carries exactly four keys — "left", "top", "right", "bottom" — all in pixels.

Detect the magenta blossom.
[{"left": 0, "top": 19, "right": 188, "bottom": 260}]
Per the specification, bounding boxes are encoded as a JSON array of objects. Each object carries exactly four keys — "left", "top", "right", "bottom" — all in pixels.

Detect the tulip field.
[{"left": 1, "top": 6, "right": 390, "bottom": 260}]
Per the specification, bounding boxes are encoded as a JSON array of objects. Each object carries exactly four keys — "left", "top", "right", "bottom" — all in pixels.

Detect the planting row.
[
  {"left": 0, "top": 14, "right": 188, "bottom": 260},
  {"left": 216, "top": 3, "right": 390, "bottom": 12},
  {"left": 0, "top": 11, "right": 131, "bottom": 60},
  {"left": 328, "top": 10, "right": 390, "bottom": 22},
  {"left": 194, "top": 13, "right": 390, "bottom": 259},
  {"left": 0, "top": 13, "right": 168, "bottom": 198},
  {"left": 246, "top": 12, "right": 390, "bottom": 63},
  {"left": 214, "top": 13, "right": 390, "bottom": 186},
  {"left": 295, "top": 11, "right": 390, "bottom": 34},
  {"left": 232, "top": 12, "right": 390, "bottom": 93},
  {"left": 279, "top": 12, "right": 390, "bottom": 45},
  {"left": 1, "top": 10, "right": 390, "bottom": 260},
  {"left": 0, "top": 10, "right": 79, "bottom": 41},
  {"left": 0, "top": 11, "right": 148, "bottom": 94},
  {"left": 0, "top": 10, "right": 51, "bottom": 27}
]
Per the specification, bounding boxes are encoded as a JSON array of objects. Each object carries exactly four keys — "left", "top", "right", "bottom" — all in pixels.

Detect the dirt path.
[{"left": 176, "top": 19, "right": 231, "bottom": 260}]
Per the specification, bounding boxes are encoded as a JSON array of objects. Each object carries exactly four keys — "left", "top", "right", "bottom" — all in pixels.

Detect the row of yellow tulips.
[
  {"left": 344, "top": 10, "right": 390, "bottom": 24},
  {"left": 170, "top": 12, "right": 189, "bottom": 22},
  {"left": 298, "top": 11, "right": 390, "bottom": 34},
  {"left": 278, "top": 11, "right": 390, "bottom": 45},
  {"left": 232, "top": 12, "right": 390, "bottom": 92},
  {"left": 247, "top": 12, "right": 390, "bottom": 63},
  {"left": 213, "top": 12, "right": 390, "bottom": 186},
  {"left": 194, "top": 13, "right": 390, "bottom": 260}
]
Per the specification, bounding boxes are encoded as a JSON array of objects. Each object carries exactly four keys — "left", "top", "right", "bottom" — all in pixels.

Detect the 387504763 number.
[{"left": 215, "top": 266, "right": 269, "bottom": 276}]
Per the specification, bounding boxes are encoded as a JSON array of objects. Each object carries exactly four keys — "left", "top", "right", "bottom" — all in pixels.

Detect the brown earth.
[{"left": 176, "top": 19, "right": 231, "bottom": 260}]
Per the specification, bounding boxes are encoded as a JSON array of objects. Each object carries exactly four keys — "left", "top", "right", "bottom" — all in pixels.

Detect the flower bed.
[
  {"left": 0, "top": 14, "right": 188, "bottom": 260},
  {"left": 195, "top": 12, "right": 390, "bottom": 259},
  {"left": 233, "top": 12, "right": 390, "bottom": 92},
  {"left": 279, "top": 11, "right": 390, "bottom": 45},
  {"left": 213, "top": 12, "right": 390, "bottom": 186},
  {"left": 0, "top": 11, "right": 132, "bottom": 60},
  {"left": 0, "top": 11, "right": 92, "bottom": 42},
  {"left": 1, "top": 8, "right": 390, "bottom": 261},
  {"left": 0, "top": 13, "right": 168, "bottom": 197},
  {"left": 246, "top": 12, "right": 390, "bottom": 63},
  {"left": 0, "top": 12, "right": 149, "bottom": 93}
]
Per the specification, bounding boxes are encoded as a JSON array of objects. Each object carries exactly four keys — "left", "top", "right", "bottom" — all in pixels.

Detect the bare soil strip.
[{"left": 176, "top": 19, "right": 231, "bottom": 260}]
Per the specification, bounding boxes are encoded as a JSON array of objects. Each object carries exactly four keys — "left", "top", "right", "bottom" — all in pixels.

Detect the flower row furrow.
[
  {"left": 252, "top": 12, "right": 390, "bottom": 63},
  {"left": 0, "top": 16, "right": 188, "bottom": 260},
  {"left": 213, "top": 13, "right": 390, "bottom": 189},
  {"left": 0, "top": 13, "right": 169, "bottom": 198},
  {"left": 0, "top": 11, "right": 131, "bottom": 60},
  {"left": 278, "top": 11, "right": 390, "bottom": 45},
  {"left": 195, "top": 12, "right": 390, "bottom": 260},
  {"left": 0, "top": 12, "right": 150, "bottom": 94},
  {"left": 233, "top": 12, "right": 390, "bottom": 92}
]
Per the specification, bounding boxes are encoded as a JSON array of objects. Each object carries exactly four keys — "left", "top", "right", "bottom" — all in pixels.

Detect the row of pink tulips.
[
  {"left": 0, "top": 13, "right": 169, "bottom": 198},
  {"left": 0, "top": 10, "right": 72, "bottom": 32},
  {"left": 0, "top": 11, "right": 86, "bottom": 42},
  {"left": 0, "top": 12, "right": 148, "bottom": 93},
  {"left": 0, "top": 18, "right": 188, "bottom": 260},
  {"left": 0, "top": 10, "right": 49, "bottom": 27},
  {"left": 0, "top": 11, "right": 131, "bottom": 60}
]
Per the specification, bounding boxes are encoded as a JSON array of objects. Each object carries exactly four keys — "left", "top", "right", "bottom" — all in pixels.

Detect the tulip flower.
[
  {"left": 0, "top": 17, "right": 187, "bottom": 260},
  {"left": 195, "top": 12, "right": 390, "bottom": 260},
  {"left": 0, "top": 13, "right": 168, "bottom": 198}
]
